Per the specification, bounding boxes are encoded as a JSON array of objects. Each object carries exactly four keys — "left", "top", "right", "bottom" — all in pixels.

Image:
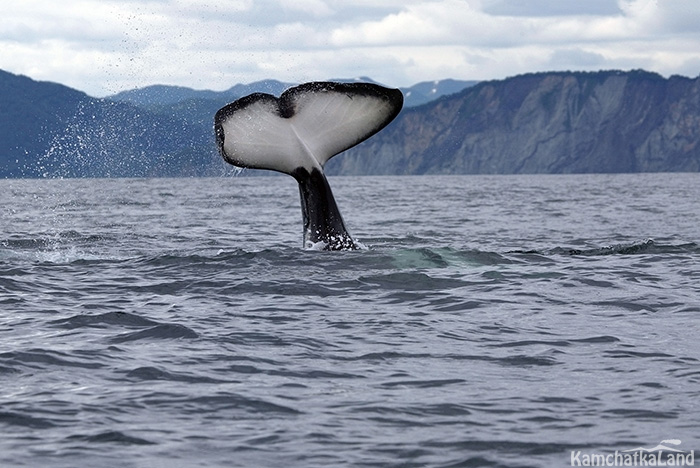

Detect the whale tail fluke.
[{"left": 215, "top": 82, "right": 403, "bottom": 250}]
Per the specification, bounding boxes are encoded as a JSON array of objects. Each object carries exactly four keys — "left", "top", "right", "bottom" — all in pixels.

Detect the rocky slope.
[
  {"left": 2, "top": 69, "right": 699, "bottom": 177},
  {"left": 0, "top": 70, "right": 474, "bottom": 177},
  {"left": 0, "top": 69, "right": 220, "bottom": 178},
  {"left": 327, "top": 70, "right": 700, "bottom": 175}
]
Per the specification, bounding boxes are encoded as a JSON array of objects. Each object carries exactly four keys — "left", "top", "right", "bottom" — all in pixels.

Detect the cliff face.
[{"left": 326, "top": 71, "right": 700, "bottom": 175}]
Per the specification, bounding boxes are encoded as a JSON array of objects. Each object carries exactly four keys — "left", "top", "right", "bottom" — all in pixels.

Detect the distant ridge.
[
  {"left": 1, "top": 68, "right": 699, "bottom": 177},
  {"left": 107, "top": 78, "right": 476, "bottom": 108},
  {"left": 108, "top": 79, "right": 293, "bottom": 107},
  {"left": 403, "top": 79, "right": 479, "bottom": 107},
  {"left": 0, "top": 69, "right": 219, "bottom": 178}
]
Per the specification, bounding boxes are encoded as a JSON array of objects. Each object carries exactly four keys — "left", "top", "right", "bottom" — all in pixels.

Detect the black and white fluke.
[{"left": 215, "top": 81, "right": 403, "bottom": 250}]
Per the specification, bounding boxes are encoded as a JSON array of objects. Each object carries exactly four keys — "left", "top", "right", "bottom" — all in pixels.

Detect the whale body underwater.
[{"left": 214, "top": 81, "right": 404, "bottom": 251}]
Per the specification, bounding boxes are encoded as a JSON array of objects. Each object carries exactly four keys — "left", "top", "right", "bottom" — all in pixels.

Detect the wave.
[
  {"left": 65, "top": 430, "right": 155, "bottom": 446},
  {"left": 0, "top": 411, "right": 57, "bottom": 429},
  {"left": 124, "top": 366, "right": 227, "bottom": 384},
  {"left": 50, "top": 311, "right": 160, "bottom": 329},
  {"left": 549, "top": 239, "right": 699, "bottom": 256},
  {"left": 109, "top": 323, "right": 199, "bottom": 343},
  {"left": 49, "top": 312, "right": 199, "bottom": 344},
  {"left": 0, "top": 349, "right": 104, "bottom": 371},
  {"left": 0, "top": 231, "right": 125, "bottom": 264},
  {"left": 3, "top": 229, "right": 697, "bottom": 269}
]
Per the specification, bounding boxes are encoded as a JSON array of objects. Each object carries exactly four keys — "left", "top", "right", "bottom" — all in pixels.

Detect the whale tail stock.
[{"left": 214, "top": 81, "right": 404, "bottom": 250}]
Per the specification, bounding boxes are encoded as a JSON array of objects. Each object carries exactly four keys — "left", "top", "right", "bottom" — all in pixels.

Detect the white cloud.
[
  {"left": 278, "top": 0, "right": 334, "bottom": 17},
  {"left": 330, "top": 1, "right": 507, "bottom": 47},
  {"left": 2, "top": 0, "right": 700, "bottom": 96},
  {"left": 1, "top": 1, "right": 122, "bottom": 45}
]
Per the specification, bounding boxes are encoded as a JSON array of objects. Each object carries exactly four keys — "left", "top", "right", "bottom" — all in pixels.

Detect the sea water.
[{"left": 1, "top": 173, "right": 699, "bottom": 468}]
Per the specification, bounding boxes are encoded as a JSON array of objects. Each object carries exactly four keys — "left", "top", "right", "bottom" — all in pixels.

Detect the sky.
[{"left": 3, "top": 0, "right": 700, "bottom": 97}]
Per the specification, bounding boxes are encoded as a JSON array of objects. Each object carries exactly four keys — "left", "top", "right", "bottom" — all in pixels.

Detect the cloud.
[
  {"left": 2, "top": 0, "right": 700, "bottom": 96},
  {"left": 327, "top": 0, "right": 678, "bottom": 48},
  {"left": 482, "top": 0, "right": 622, "bottom": 17},
  {"left": 278, "top": 0, "right": 334, "bottom": 17},
  {"left": 652, "top": 0, "right": 700, "bottom": 34},
  {"left": 330, "top": 1, "right": 510, "bottom": 47},
  {"left": 0, "top": 1, "right": 123, "bottom": 45},
  {"left": 548, "top": 48, "right": 607, "bottom": 68}
]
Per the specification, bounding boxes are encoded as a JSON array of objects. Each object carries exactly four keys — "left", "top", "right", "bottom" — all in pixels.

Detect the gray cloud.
[
  {"left": 548, "top": 48, "right": 607, "bottom": 69},
  {"left": 482, "top": 0, "right": 621, "bottom": 17},
  {"left": 2, "top": 0, "right": 699, "bottom": 96}
]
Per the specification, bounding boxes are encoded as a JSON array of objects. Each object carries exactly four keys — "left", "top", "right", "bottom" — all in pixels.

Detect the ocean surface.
[{"left": 1, "top": 173, "right": 698, "bottom": 468}]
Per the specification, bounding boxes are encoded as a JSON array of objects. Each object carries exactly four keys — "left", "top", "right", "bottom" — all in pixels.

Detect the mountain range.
[
  {"left": 108, "top": 77, "right": 477, "bottom": 109},
  {"left": 1, "top": 68, "right": 698, "bottom": 178},
  {"left": 327, "top": 69, "right": 700, "bottom": 175}
]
